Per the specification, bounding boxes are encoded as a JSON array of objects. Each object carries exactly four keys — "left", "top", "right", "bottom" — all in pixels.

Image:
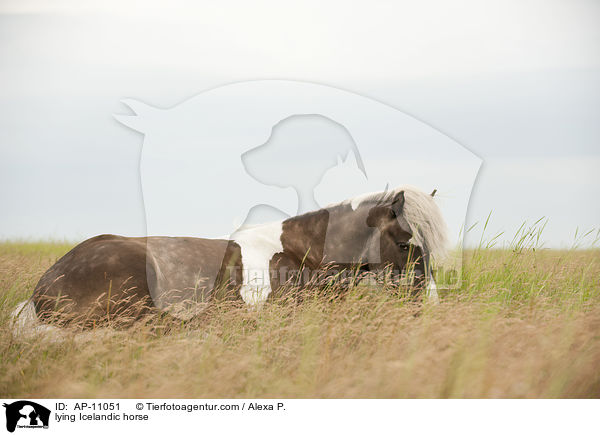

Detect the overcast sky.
[{"left": 1, "top": 0, "right": 598, "bottom": 248}]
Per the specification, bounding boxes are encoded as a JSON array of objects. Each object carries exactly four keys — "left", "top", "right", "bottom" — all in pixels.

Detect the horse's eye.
[{"left": 396, "top": 242, "right": 410, "bottom": 251}]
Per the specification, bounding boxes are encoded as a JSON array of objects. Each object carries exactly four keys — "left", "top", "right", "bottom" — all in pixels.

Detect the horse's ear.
[{"left": 391, "top": 191, "right": 405, "bottom": 216}]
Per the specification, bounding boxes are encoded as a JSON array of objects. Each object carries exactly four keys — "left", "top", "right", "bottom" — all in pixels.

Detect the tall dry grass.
[{"left": 0, "top": 232, "right": 599, "bottom": 398}]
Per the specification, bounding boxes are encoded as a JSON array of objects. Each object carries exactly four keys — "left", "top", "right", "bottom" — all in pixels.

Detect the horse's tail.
[{"left": 11, "top": 300, "right": 63, "bottom": 342}]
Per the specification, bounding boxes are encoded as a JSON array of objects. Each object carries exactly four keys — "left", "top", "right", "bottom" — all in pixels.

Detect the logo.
[
  {"left": 2, "top": 401, "right": 50, "bottom": 433},
  {"left": 114, "top": 80, "right": 482, "bottom": 306}
]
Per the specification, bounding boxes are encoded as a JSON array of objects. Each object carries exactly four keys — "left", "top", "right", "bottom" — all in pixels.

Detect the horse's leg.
[
  {"left": 213, "top": 240, "right": 244, "bottom": 301},
  {"left": 267, "top": 252, "right": 304, "bottom": 301}
]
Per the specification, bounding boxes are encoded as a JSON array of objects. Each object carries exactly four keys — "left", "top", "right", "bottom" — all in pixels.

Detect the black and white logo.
[{"left": 3, "top": 401, "right": 50, "bottom": 433}]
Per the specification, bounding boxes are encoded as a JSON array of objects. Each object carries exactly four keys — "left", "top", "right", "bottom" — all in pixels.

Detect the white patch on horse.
[{"left": 232, "top": 221, "right": 284, "bottom": 306}]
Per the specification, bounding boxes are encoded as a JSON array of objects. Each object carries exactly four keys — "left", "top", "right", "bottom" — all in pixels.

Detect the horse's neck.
[
  {"left": 322, "top": 205, "right": 375, "bottom": 264},
  {"left": 279, "top": 209, "right": 329, "bottom": 268},
  {"left": 283, "top": 204, "right": 374, "bottom": 266}
]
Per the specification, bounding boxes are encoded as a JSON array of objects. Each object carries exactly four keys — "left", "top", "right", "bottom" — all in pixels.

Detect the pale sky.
[{"left": 1, "top": 0, "right": 599, "bottom": 248}]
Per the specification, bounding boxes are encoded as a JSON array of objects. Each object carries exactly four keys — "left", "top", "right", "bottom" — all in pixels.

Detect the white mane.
[{"left": 344, "top": 185, "right": 449, "bottom": 261}]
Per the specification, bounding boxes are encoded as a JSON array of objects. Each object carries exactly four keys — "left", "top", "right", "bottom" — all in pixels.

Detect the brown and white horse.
[{"left": 13, "top": 185, "right": 447, "bottom": 332}]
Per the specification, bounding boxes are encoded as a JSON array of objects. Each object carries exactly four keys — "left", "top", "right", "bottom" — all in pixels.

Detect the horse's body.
[
  {"left": 17, "top": 185, "right": 447, "bottom": 329},
  {"left": 29, "top": 235, "right": 243, "bottom": 324}
]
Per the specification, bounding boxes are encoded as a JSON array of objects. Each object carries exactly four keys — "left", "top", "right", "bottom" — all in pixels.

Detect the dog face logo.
[{"left": 3, "top": 401, "right": 50, "bottom": 433}]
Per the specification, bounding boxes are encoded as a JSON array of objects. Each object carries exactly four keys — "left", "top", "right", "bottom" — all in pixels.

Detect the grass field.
[{"left": 0, "top": 239, "right": 599, "bottom": 398}]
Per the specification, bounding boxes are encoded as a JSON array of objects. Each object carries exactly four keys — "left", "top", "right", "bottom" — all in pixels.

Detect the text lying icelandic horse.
[{"left": 14, "top": 185, "right": 447, "bottom": 329}]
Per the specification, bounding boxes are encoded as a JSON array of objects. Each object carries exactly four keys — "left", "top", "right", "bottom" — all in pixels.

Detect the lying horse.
[{"left": 14, "top": 185, "right": 447, "bottom": 329}]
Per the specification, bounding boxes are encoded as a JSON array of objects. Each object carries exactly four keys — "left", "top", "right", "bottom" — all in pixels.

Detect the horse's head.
[
  {"left": 364, "top": 190, "right": 427, "bottom": 283},
  {"left": 287, "top": 185, "right": 446, "bottom": 298}
]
